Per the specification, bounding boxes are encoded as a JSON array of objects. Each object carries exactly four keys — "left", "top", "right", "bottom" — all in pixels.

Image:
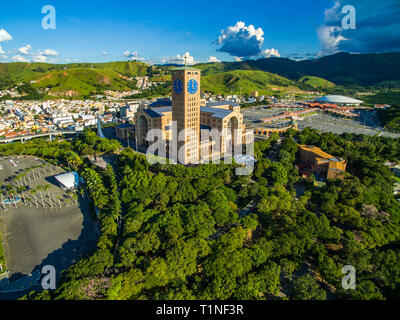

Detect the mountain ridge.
[
  {"left": 1, "top": 52, "right": 399, "bottom": 98},
  {"left": 193, "top": 52, "right": 400, "bottom": 86}
]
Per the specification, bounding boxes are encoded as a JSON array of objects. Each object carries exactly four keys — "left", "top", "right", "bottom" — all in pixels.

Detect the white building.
[
  {"left": 55, "top": 172, "right": 81, "bottom": 189},
  {"left": 316, "top": 95, "right": 363, "bottom": 106}
]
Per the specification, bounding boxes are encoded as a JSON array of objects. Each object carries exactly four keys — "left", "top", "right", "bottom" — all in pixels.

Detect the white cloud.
[
  {"left": 123, "top": 50, "right": 144, "bottom": 61},
  {"left": 32, "top": 54, "right": 47, "bottom": 63},
  {"left": 216, "top": 21, "right": 264, "bottom": 45},
  {"left": 261, "top": 48, "right": 281, "bottom": 58},
  {"left": 207, "top": 56, "right": 220, "bottom": 63},
  {"left": 41, "top": 48, "right": 58, "bottom": 56},
  {"left": 162, "top": 52, "right": 196, "bottom": 65},
  {"left": 0, "top": 29, "right": 12, "bottom": 42},
  {"left": 12, "top": 55, "right": 29, "bottom": 62},
  {"left": 18, "top": 44, "right": 32, "bottom": 55},
  {"left": 0, "top": 46, "right": 5, "bottom": 54},
  {"left": 0, "top": 55, "right": 8, "bottom": 60},
  {"left": 102, "top": 51, "right": 109, "bottom": 55},
  {"left": 317, "top": 25, "right": 347, "bottom": 56},
  {"left": 317, "top": 0, "right": 400, "bottom": 55},
  {"left": 214, "top": 21, "right": 265, "bottom": 58},
  {"left": 214, "top": 21, "right": 281, "bottom": 60}
]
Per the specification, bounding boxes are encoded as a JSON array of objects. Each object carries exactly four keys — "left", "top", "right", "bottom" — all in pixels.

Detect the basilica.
[{"left": 135, "top": 66, "right": 253, "bottom": 164}]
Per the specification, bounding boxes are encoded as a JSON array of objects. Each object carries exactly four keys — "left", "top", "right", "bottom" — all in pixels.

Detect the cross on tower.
[{"left": 184, "top": 55, "right": 188, "bottom": 66}]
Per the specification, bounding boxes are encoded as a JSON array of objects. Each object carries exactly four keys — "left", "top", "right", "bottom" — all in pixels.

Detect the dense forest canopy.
[{"left": 1, "top": 127, "right": 400, "bottom": 300}]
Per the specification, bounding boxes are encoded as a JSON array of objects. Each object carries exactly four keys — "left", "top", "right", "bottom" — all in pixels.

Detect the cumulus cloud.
[
  {"left": 0, "top": 55, "right": 7, "bottom": 60},
  {"left": 0, "top": 46, "right": 5, "bottom": 55},
  {"left": 162, "top": 52, "right": 196, "bottom": 65},
  {"left": 32, "top": 54, "right": 47, "bottom": 63},
  {"left": 214, "top": 21, "right": 265, "bottom": 58},
  {"left": 12, "top": 55, "right": 29, "bottom": 63},
  {"left": 261, "top": 48, "right": 280, "bottom": 58},
  {"left": 214, "top": 21, "right": 281, "bottom": 60},
  {"left": 18, "top": 44, "right": 32, "bottom": 55},
  {"left": 0, "top": 29, "right": 12, "bottom": 42},
  {"left": 207, "top": 56, "right": 220, "bottom": 63},
  {"left": 317, "top": 25, "right": 347, "bottom": 56},
  {"left": 123, "top": 50, "right": 144, "bottom": 61},
  {"left": 102, "top": 51, "right": 109, "bottom": 55},
  {"left": 318, "top": 0, "right": 400, "bottom": 56},
  {"left": 41, "top": 48, "right": 58, "bottom": 56}
]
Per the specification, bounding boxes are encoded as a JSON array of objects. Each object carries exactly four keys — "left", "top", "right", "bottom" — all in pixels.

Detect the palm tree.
[
  {"left": 30, "top": 188, "right": 39, "bottom": 208},
  {"left": 42, "top": 185, "right": 52, "bottom": 208},
  {"left": 7, "top": 187, "right": 17, "bottom": 208}
]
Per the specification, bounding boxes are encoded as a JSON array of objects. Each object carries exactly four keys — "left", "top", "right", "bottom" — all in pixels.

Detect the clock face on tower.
[
  {"left": 173, "top": 79, "right": 183, "bottom": 94},
  {"left": 187, "top": 79, "right": 198, "bottom": 94}
]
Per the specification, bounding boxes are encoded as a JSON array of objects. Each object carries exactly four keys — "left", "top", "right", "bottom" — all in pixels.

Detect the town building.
[
  {"left": 120, "top": 102, "right": 140, "bottom": 122},
  {"left": 251, "top": 91, "right": 259, "bottom": 98},
  {"left": 298, "top": 145, "right": 347, "bottom": 179}
]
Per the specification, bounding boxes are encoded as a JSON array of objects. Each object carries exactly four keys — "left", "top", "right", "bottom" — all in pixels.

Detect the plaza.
[{"left": 0, "top": 156, "right": 98, "bottom": 291}]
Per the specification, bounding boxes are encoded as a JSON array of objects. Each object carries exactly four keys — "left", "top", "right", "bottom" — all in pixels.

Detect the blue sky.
[{"left": 0, "top": 0, "right": 399, "bottom": 64}]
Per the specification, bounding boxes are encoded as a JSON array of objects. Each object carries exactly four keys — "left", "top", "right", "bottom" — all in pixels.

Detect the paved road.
[
  {"left": 208, "top": 200, "right": 257, "bottom": 241},
  {"left": 0, "top": 131, "right": 81, "bottom": 144},
  {"left": 239, "top": 200, "right": 257, "bottom": 218}
]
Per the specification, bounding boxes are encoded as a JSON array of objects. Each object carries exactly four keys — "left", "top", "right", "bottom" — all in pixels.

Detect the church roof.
[
  {"left": 143, "top": 107, "right": 172, "bottom": 118},
  {"left": 148, "top": 99, "right": 172, "bottom": 107},
  {"left": 200, "top": 106, "right": 233, "bottom": 119},
  {"left": 206, "top": 101, "right": 240, "bottom": 108},
  {"left": 171, "top": 66, "right": 201, "bottom": 71}
]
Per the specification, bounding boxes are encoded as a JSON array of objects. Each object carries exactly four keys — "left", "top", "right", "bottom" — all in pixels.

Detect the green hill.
[
  {"left": 0, "top": 61, "right": 152, "bottom": 81},
  {"left": 195, "top": 52, "right": 400, "bottom": 87},
  {"left": 1, "top": 52, "right": 399, "bottom": 99},
  {"left": 31, "top": 68, "right": 138, "bottom": 98},
  {"left": 0, "top": 61, "right": 168, "bottom": 98},
  {"left": 201, "top": 70, "right": 302, "bottom": 95},
  {"left": 298, "top": 76, "right": 335, "bottom": 90}
]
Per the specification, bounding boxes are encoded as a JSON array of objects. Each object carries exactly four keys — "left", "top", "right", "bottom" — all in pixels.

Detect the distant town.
[{"left": 0, "top": 86, "right": 395, "bottom": 144}]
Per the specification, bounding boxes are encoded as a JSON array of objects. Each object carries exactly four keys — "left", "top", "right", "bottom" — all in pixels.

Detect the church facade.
[{"left": 135, "top": 66, "right": 253, "bottom": 164}]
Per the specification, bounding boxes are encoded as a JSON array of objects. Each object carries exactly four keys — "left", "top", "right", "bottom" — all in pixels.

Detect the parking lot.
[
  {"left": 297, "top": 113, "right": 400, "bottom": 138},
  {"left": 0, "top": 156, "right": 98, "bottom": 284},
  {"left": 242, "top": 106, "right": 400, "bottom": 138},
  {"left": 242, "top": 106, "right": 288, "bottom": 123}
]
